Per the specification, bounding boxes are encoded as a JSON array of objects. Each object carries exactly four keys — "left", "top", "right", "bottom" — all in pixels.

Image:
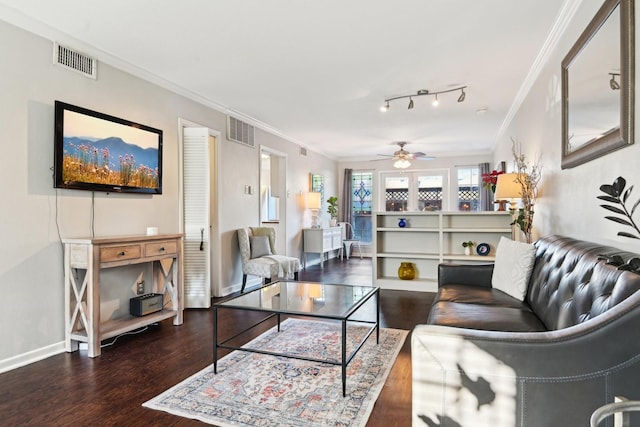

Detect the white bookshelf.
[{"left": 373, "top": 212, "right": 512, "bottom": 292}]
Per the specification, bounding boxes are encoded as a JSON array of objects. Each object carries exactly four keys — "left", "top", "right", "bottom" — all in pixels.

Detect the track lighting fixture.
[
  {"left": 381, "top": 85, "right": 467, "bottom": 112},
  {"left": 609, "top": 73, "right": 620, "bottom": 90}
]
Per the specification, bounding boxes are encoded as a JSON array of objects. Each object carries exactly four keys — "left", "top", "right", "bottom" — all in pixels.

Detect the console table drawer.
[
  {"left": 100, "top": 244, "right": 142, "bottom": 262},
  {"left": 145, "top": 241, "right": 178, "bottom": 257}
]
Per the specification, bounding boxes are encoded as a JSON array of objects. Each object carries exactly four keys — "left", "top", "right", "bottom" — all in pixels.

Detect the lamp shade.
[
  {"left": 306, "top": 192, "right": 322, "bottom": 209},
  {"left": 494, "top": 173, "right": 523, "bottom": 200}
]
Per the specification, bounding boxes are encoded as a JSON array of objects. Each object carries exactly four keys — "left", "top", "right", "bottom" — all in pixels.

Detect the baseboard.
[
  {"left": 0, "top": 341, "right": 66, "bottom": 374},
  {"left": 217, "top": 277, "right": 262, "bottom": 296}
]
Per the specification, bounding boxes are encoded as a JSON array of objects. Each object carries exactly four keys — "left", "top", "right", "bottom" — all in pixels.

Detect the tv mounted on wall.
[{"left": 54, "top": 101, "right": 163, "bottom": 194}]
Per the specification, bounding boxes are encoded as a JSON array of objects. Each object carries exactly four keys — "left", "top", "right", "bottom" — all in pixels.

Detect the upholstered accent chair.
[{"left": 237, "top": 227, "right": 300, "bottom": 292}]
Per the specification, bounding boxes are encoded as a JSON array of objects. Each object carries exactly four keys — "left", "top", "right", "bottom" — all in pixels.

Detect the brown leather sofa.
[{"left": 412, "top": 235, "right": 640, "bottom": 427}]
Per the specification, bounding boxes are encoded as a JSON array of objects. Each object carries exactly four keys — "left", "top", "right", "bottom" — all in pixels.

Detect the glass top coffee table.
[{"left": 213, "top": 281, "right": 380, "bottom": 397}]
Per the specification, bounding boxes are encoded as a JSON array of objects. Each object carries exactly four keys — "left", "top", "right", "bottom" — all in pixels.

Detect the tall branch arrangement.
[{"left": 511, "top": 139, "right": 541, "bottom": 243}]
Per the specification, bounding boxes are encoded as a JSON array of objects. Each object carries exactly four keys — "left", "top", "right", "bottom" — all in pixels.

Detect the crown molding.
[
  {"left": 0, "top": 5, "right": 324, "bottom": 155},
  {"left": 497, "top": 0, "right": 584, "bottom": 140}
]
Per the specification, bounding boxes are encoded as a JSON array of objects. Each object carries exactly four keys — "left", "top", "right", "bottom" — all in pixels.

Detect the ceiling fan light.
[{"left": 393, "top": 158, "right": 411, "bottom": 169}]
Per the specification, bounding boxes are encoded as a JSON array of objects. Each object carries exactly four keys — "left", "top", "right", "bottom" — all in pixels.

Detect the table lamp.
[
  {"left": 494, "top": 173, "right": 522, "bottom": 211},
  {"left": 307, "top": 192, "right": 322, "bottom": 227}
]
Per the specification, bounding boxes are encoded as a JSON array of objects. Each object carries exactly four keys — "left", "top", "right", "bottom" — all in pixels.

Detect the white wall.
[
  {"left": 495, "top": 0, "right": 640, "bottom": 253},
  {"left": 0, "top": 19, "right": 336, "bottom": 369}
]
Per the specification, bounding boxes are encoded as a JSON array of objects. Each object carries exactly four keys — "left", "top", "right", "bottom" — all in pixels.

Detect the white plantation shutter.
[{"left": 182, "top": 127, "right": 211, "bottom": 308}]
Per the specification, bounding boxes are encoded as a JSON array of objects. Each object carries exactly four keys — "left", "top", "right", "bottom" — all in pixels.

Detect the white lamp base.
[{"left": 311, "top": 209, "right": 320, "bottom": 228}]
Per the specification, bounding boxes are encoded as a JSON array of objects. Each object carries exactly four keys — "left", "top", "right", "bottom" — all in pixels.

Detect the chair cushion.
[
  {"left": 491, "top": 237, "right": 536, "bottom": 300},
  {"left": 250, "top": 235, "right": 272, "bottom": 259}
]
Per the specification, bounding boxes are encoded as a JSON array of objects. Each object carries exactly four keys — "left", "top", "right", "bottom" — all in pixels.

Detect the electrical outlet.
[{"left": 136, "top": 281, "right": 145, "bottom": 295}]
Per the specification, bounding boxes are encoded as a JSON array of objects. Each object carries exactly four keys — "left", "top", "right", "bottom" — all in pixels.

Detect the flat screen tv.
[{"left": 54, "top": 101, "right": 163, "bottom": 194}]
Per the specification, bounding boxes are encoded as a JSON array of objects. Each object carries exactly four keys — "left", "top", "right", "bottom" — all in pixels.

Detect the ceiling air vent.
[
  {"left": 227, "top": 116, "right": 255, "bottom": 148},
  {"left": 54, "top": 42, "right": 97, "bottom": 79}
]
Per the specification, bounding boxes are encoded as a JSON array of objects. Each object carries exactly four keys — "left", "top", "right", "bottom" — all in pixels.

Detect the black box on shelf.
[{"left": 129, "top": 293, "right": 163, "bottom": 317}]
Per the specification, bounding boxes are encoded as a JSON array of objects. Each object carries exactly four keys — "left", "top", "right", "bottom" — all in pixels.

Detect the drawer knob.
[
  {"left": 119, "top": 251, "right": 126, "bottom": 256},
  {"left": 159, "top": 247, "right": 165, "bottom": 252}
]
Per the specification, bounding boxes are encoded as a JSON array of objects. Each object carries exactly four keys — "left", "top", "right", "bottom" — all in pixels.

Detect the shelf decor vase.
[
  {"left": 464, "top": 247, "right": 472, "bottom": 256},
  {"left": 398, "top": 262, "right": 416, "bottom": 280},
  {"left": 398, "top": 218, "right": 407, "bottom": 228}
]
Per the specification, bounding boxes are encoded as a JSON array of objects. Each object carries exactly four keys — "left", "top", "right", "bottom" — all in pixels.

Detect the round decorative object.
[
  {"left": 476, "top": 243, "right": 491, "bottom": 256},
  {"left": 398, "top": 262, "right": 416, "bottom": 280},
  {"left": 398, "top": 218, "right": 407, "bottom": 228}
]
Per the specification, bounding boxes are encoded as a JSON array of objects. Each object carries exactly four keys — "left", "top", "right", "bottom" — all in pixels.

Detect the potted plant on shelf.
[
  {"left": 327, "top": 196, "right": 338, "bottom": 227},
  {"left": 462, "top": 241, "right": 475, "bottom": 256}
]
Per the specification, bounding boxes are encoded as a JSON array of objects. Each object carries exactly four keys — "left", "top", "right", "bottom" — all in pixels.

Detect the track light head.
[
  {"left": 408, "top": 97, "right": 414, "bottom": 109},
  {"left": 457, "top": 88, "right": 466, "bottom": 102},
  {"left": 432, "top": 94, "right": 439, "bottom": 106},
  {"left": 380, "top": 101, "right": 390, "bottom": 112},
  {"left": 609, "top": 73, "right": 620, "bottom": 90}
]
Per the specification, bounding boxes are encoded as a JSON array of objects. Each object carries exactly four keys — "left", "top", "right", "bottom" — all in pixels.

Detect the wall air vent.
[
  {"left": 227, "top": 116, "right": 255, "bottom": 148},
  {"left": 300, "top": 147, "right": 307, "bottom": 156},
  {"left": 54, "top": 42, "right": 97, "bottom": 79}
]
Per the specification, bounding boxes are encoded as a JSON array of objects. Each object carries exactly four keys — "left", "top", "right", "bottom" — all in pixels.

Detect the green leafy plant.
[
  {"left": 326, "top": 196, "right": 338, "bottom": 218},
  {"left": 597, "top": 176, "right": 640, "bottom": 274},
  {"left": 461, "top": 241, "right": 475, "bottom": 248},
  {"left": 598, "top": 176, "right": 640, "bottom": 239}
]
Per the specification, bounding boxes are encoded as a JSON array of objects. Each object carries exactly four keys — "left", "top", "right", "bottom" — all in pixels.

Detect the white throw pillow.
[
  {"left": 250, "top": 235, "right": 272, "bottom": 259},
  {"left": 491, "top": 237, "right": 536, "bottom": 300}
]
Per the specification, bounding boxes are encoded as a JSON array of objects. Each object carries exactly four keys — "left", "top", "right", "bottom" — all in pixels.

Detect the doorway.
[
  {"left": 259, "top": 146, "right": 287, "bottom": 254},
  {"left": 179, "top": 119, "right": 221, "bottom": 308}
]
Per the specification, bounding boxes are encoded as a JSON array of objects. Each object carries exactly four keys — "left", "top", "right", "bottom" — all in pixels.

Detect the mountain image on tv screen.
[{"left": 62, "top": 110, "right": 160, "bottom": 189}]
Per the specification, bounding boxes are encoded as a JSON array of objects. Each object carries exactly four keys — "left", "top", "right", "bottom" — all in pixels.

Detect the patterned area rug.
[{"left": 143, "top": 318, "right": 407, "bottom": 426}]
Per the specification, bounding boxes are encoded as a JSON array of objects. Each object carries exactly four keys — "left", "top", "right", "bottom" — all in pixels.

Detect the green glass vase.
[{"left": 398, "top": 262, "right": 416, "bottom": 280}]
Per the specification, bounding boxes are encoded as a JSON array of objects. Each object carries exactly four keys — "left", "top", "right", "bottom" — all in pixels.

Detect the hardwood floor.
[{"left": 0, "top": 257, "right": 435, "bottom": 426}]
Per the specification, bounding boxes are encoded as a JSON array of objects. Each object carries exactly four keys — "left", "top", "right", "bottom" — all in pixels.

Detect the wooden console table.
[{"left": 62, "top": 233, "right": 184, "bottom": 357}]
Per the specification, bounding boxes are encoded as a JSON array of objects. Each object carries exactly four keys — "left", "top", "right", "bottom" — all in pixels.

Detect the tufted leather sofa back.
[{"left": 526, "top": 235, "right": 640, "bottom": 330}]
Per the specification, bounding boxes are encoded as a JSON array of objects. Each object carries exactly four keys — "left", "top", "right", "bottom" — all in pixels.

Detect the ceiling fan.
[{"left": 376, "top": 142, "right": 435, "bottom": 169}]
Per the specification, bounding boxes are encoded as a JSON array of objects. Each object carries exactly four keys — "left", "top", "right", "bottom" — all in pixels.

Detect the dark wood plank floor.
[{"left": 0, "top": 258, "right": 435, "bottom": 426}]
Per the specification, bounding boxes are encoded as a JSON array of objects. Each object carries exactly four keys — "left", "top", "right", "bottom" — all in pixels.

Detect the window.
[
  {"left": 380, "top": 170, "right": 449, "bottom": 212},
  {"left": 351, "top": 172, "right": 373, "bottom": 244},
  {"left": 457, "top": 167, "right": 480, "bottom": 211}
]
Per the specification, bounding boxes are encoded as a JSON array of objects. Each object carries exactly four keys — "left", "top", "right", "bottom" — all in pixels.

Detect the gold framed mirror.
[{"left": 561, "top": 0, "right": 634, "bottom": 169}]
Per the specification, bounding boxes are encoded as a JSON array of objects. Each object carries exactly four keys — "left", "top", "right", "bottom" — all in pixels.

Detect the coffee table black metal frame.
[{"left": 213, "top": 281, "right": 380, "bottom": 397}]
